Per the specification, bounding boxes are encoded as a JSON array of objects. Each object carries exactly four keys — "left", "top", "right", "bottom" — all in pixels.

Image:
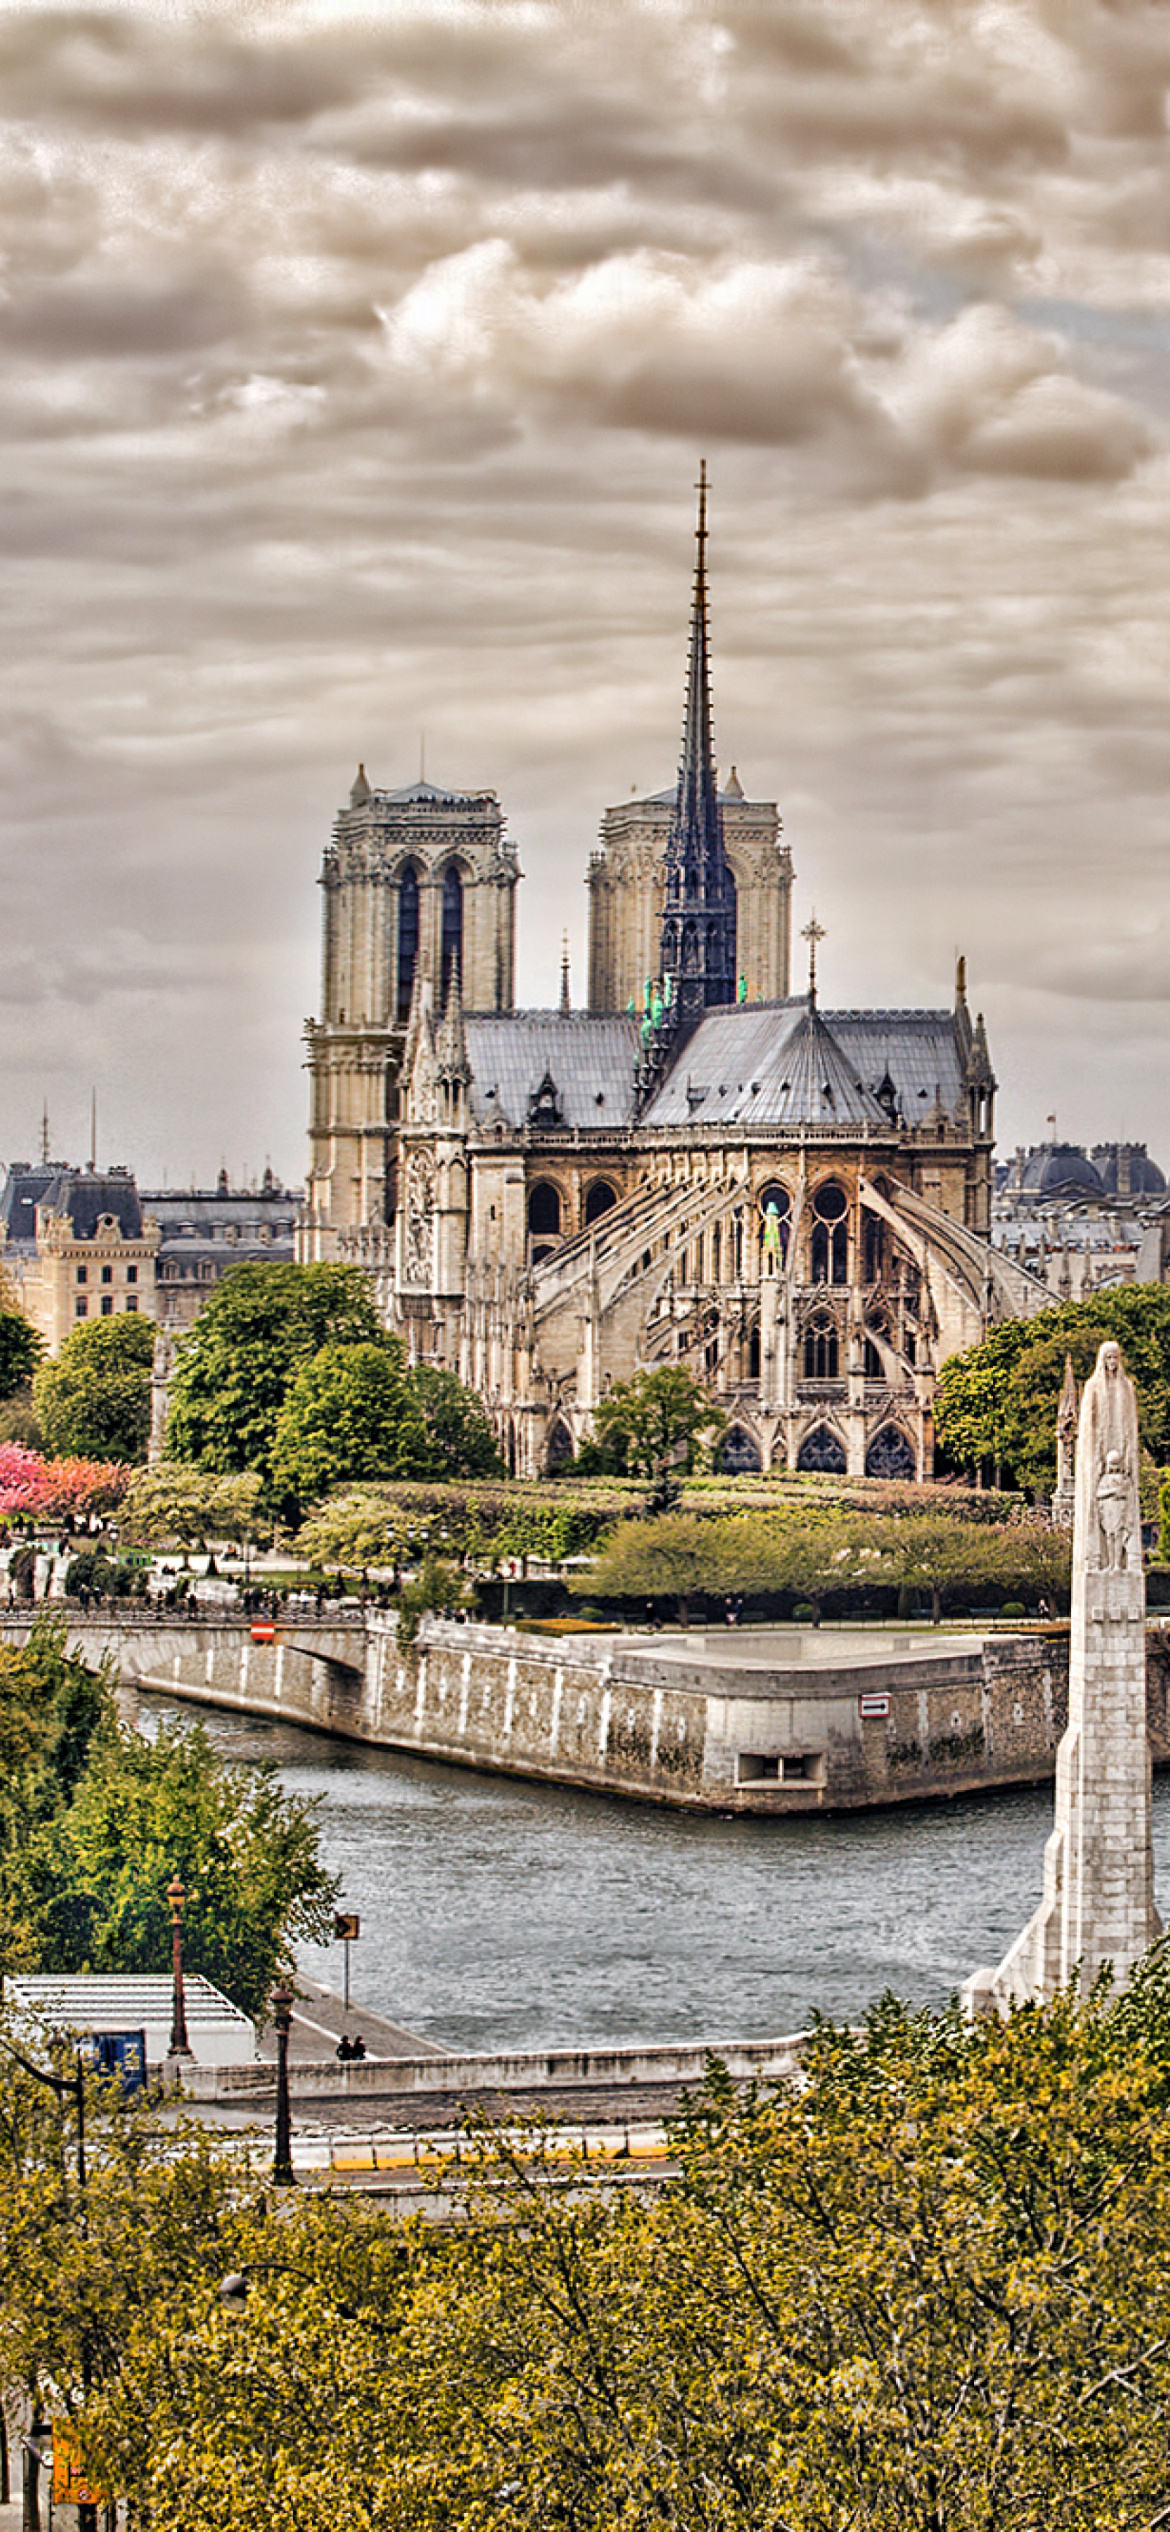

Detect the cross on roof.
[{"left": 801, "top": 912, "right": 826, "bottom": 1000}]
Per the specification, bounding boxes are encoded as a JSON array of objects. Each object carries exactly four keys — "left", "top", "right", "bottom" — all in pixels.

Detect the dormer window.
[{"left": 527, "top": 1070, "right": 562, "bottom": 1128}]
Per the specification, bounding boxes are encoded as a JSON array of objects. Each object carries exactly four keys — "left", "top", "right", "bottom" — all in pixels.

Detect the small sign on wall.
[{"left": 858, "top": 1693, "right": 891, "bottom": 1720}]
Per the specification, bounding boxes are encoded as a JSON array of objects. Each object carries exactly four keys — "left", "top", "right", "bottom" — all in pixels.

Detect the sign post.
[{"left": 333, "top": 1911, "right": 360, "bottom": 2017}]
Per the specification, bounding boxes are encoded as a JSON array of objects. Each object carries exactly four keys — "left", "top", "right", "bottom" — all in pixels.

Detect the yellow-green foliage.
[{"left": 45, "top": 1953, "right": 1170, "bottom": 2531}]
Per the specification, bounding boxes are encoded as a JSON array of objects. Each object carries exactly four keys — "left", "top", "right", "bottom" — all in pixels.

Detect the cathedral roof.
[
  {"left": 640, "top": 1000, "right": 953, "bottom": 1131},
  {"left": 464, "top": 1014, "right": 642, "bottom": 1131},
  {"left": 641, "top": 1001, "right": 879, "bottom": 1130}
]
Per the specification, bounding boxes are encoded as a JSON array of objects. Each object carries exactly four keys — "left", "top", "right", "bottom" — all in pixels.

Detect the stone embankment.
[{"left": 10, "top": 1605, "right": 1170, "bottom": 1815}]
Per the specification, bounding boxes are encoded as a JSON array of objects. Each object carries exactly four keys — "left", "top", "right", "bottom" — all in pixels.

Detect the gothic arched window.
[
  {"left": 803, "top": 1317, "right": 839, "bottom": 1380},
  {"left": 396, "top": 863, "right": 421, "bottom": 1022},
  {"left": 865, "top": 1425, "right": 917, "bottom": 1481},
  {"left": 810, "top": 1180, "right": 849, "bottom": 1284},
  {"left": 584, "top": 1180, "right": 618, "bottom": 1226},
  {"left": 528, "top": 1181, "right": 561, "bottom": 1238},
  {"left": 797, "top": 1424, "right": 846, "bottom": 1475},
  {"left": 440, "top": 863, "right": 464, "bottom": 1000}
]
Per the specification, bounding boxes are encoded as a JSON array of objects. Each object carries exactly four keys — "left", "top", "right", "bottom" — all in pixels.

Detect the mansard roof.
[
  {"left": 0, "top": 1165, "right": 145, "bottom": 1251},
  {"left": 640, "top": 1001, "right": 967, "bottom": 1132},
  {"left": 464, "top": 1013, "right": 641, "bottom": 1132}
]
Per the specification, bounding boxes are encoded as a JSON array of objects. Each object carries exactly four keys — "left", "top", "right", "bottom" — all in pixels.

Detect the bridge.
[{"left": 0, "top": 1610, "right": 370, "bottom": 1740}]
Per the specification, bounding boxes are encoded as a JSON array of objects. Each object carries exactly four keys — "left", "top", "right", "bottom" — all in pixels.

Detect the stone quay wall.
[{"left": 11, "top": 1609, "right": 1170, "bottom": 1816}]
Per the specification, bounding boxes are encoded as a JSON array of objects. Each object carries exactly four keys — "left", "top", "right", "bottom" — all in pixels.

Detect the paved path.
[{"left": 256, "top": 1973, "right": 445, "bottom": 2066}]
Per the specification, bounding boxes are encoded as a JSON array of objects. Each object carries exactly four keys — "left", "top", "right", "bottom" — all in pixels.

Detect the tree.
[
  {"left": 270, "top": 1340, "right": 434, "bottom": 1508},
  {"left": 0, "top": 1311, "right": 42, "bottom": 1402},
  {"left": 123, "top": 1465, "right": 265, "bottom": 1553},
  {"left": 591, "top": 1366, "right": 727, "bottom": 1483},
  {"left": 33, "top": 1315, "right": 155, "bottom": 1464},
  {"left": 25, "top": 1715, "right": 339, "bottom": 2020},
  {"left": 69, "top": 1951, "right": 1170, "bottom": 2531},
  {"left": 165, "top": 1263, "right": 384, "bottom": 1486},
  {"left": 936, "top": 1287, "right": 1170, "bottom": 1492},
  {"left": 406, "top": 1364, "right": 505, "bottom": 1478}
]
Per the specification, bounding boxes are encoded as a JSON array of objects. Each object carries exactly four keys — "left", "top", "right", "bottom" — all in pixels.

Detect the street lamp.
[
  {"left": 167, "top": 1875, "right": 193, "bottom": 2065},
  {"left": 271, "top": 1980, "right": 295, "bottom": 2186}
]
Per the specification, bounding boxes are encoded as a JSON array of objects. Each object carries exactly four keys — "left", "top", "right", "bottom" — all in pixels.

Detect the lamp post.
[
  {"left": 271, "top": 1980, "right": 295, "bottom": 2185},
  {"left": 167, "top": 1874, "right": 192, "bottom": 2063}
]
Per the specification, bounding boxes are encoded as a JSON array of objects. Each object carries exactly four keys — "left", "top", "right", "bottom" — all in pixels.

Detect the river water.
[{"left": 128, "top": 1689, "right": 1170, "bottom": 2056}]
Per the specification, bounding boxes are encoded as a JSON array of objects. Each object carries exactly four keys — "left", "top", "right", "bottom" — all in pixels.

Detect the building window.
[
  {"left": 810, "top": 1181, "right": 849, "bottom": 1284},
  {"left": 100, "top": 1296, "right": 113, "bottom": 1316},
  {"left": 101, "top": 1264, "right": 113, "bottom": 1285},
  {"left": 76, "top": 1265, "right": 87, "bottom": 1285},
  {"left": 125, "top": 1295, "right": 138, "bottom": 1311},
  {"left": 584, "top": 1180, "right": 619, "bottom": 1227},
  {"left": 127, "top": 1264, "right": 137, "bottom": 1284},
  {"left": 803, "top": 1317, "right": 839, "bottom": 1380},
  {"left": 75, "top": 1300, "right": 87, "bottom": 1319},
  {"left": 397, "top": 862, "right": 421, "bottom": 1022},
  {"left": 440, "top": 862, "right": 464, "bottom": 1000},
  {"left": 527, "top": 1181, "right": 561, "bottom": 1238}
]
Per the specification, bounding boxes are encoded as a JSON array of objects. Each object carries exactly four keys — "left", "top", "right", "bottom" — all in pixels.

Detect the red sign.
[
  {"left": 250, "top": 1623, "right": 276, "bottom": 1643},
  {"left": 858, "top": 1692, "right": 891, "bottom": 1720}
]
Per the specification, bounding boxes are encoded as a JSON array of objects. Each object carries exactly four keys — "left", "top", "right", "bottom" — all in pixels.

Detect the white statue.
[{"left": 1077, "top": 1339, "right": 1142, "bottom": 1575}]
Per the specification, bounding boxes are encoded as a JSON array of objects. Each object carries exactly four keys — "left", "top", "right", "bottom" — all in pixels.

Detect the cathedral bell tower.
[{"left": 658, "top": 463, "right": 737, "bottom": 1025}]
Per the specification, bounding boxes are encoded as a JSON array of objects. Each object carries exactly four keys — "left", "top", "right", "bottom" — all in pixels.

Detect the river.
[{"left": 126, "top": 1688, "right": 1170, "bottom": 2056}]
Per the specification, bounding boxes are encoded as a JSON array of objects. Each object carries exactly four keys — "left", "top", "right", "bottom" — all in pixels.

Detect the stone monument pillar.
[
  {"left": 1052, "top": 1351, "right": 1077, "bottom": 1529},
  {"left": 965, "top": 1339, "right": 1159, "bottom": 2011}
]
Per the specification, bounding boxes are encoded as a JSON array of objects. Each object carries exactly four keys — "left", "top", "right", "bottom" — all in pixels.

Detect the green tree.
[
  {"left": 26, "top": 1716, "right": 339, "bottom": 2020},
  {"left": 591, "top": 1365, "right": 726, "bottom": 1483},
  {"left": 33, "top": 1314, "right": 155, "bottom": 1463},
  {"left": 270, "top": 1340, "right": 434, "bottom": 1508},
  {"left": 123, "top": 1465, "right": 265, "bottom": 1553},
  {"left": 165, "top": 1263, "right": 384, "bottom": 1486},
  {"left": 406, "top": 1363, "right": 505, "bottom": 1478},
  {"left": 937, "top": 1287, "right": 1170, "bottom": 1491},
  {"left": 0, "top": 1310, "right": 42, "bottom": 1401}
]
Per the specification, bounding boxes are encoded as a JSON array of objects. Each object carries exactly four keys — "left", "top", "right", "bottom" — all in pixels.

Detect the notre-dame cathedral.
[{"left": 300, "top": 472, "right": 1044, "bottom": 1479}]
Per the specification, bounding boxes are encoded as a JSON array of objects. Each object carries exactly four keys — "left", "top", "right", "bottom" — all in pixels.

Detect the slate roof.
[
  {"left": 0, "top": 1165, "right": 144, "bottom": 1250},
  {"left": 828, "top": 1012, "right": 965, "bottom": 1123},
  {"left": 640, "top": 1001, "right": 963, "bottom": 1132},
  {"left": 464, "top": 1013, "right": 642, "bottom": 1131}
]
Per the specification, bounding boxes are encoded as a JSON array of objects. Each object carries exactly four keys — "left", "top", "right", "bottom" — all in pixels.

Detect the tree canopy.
[
  {"left": 574, "top": 1504, "right": 1070, "bottom": 1622},
  {"left": 123, "top": 1465, "right": 266, "bottom": 1551},
  {"left": 0, "top": 1619, "right": 338, "bottom": 2018},
  {"left": 588, "top": 1365, "right": 727, "bottom": 1481},
  {"left": 33, "top": 1313, "right": 155, "bottom": 1464},
  {"left": 271, "top": 1339, "right": 433, "bottom": 1508},
  {"left": 27, "top": 1951, "right": 1170, "bottom": 2531},
  {"left": 165, "top": 1262, "right": 384, "bottom": 1483},
  {"left": 936, "top": 1286, "right": 1170, "bottom": 1491},
  {"left": 166, "top": 1264, "right": 503, "bottom": 1500},
  {"left": 0, "top": 1308, "right": 42, "bottom": 1401},
  {"left": 407, "top": 1363, "right": 504, "bottom": 1479}
]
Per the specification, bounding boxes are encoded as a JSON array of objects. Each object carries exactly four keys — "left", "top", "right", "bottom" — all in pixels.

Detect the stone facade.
[
  {"left": 51, "top": 1607, "right": 1123, "bottom": 1814},
  {"left": 300, "top": 775, "right": 518, "bottom": 1260},
  {"left": 587, "top": 778, "right": 792, "bottom": 1015},
  {"left": 147, "top": 1173, "right": 299, "bottom": 1334},
  {"left": 0, "top": 1166, "right": 159, "bottom": 1353}
]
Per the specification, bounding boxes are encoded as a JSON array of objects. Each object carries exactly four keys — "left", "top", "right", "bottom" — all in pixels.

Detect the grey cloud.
[
  {"left": 0, "top": 274, "right": 242, "bottom": 357},
  {"left": 0, "top": 0, "right": 1168, "bottom": 1176}
]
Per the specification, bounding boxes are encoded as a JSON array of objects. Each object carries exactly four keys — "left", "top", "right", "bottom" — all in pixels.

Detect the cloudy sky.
[{"left": 3, "top": 0, "right": 1170, "bottom": 1186}]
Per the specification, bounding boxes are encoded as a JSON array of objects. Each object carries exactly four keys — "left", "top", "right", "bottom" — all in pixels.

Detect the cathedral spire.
[{"left": 658, "top": 462, "right": 737, "bottom": 1025}]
